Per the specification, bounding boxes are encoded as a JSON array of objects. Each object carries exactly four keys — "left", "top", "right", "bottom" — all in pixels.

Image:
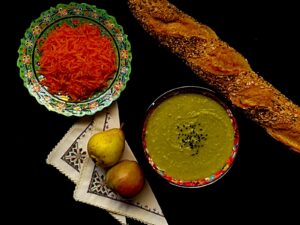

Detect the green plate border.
[{"left": 17, "top": 2, "right": 132, "bottom": 116}]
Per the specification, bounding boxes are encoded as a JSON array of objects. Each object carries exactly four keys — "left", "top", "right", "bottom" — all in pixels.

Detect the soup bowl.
[{"left": 142, "top": 86, "right": 239, "bottom": 187}]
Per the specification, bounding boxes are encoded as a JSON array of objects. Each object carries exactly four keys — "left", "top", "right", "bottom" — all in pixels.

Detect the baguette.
[{"left": 128, "top": 0, "right": 300, "bottom": 153}]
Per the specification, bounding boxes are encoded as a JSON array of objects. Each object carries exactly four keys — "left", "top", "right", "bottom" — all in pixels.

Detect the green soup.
[{"left": 144, "top": 92, "right": 235, "bottom": 181}]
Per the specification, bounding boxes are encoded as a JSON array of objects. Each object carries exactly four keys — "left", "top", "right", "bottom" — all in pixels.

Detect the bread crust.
[{"left": 128, "top": 0, "right": 300, "bottom": 152}]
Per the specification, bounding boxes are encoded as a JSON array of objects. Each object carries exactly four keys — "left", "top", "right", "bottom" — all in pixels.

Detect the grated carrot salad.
[{"left": 38, "top": 23, "right": 117, "bottom": 101}]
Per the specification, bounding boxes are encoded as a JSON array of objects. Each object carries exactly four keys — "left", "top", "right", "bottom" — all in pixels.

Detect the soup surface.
[{"left": 144, "top": 93, "right": 235, "bottom": 181}]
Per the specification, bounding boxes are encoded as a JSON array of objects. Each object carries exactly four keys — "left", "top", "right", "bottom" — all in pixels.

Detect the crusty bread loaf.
[{"left": 128, "top": 0, "right": 300, "bottom": 153}]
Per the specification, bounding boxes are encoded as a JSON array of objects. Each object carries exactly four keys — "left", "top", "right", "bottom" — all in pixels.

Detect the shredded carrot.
[{"left": 38, "top": 23, "right": 117, "bottom": 101}]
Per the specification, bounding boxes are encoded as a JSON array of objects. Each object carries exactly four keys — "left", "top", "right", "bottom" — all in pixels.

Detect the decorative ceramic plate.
[
  {"left": 142, "top": 86, "right": 239, "bottom": 188},
  {"left": 17, "top": 3, "right": 131, "bottom": 116}
]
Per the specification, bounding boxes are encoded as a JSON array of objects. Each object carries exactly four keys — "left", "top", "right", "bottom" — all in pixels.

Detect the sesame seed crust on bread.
[{"left": 128, "top": 0, "right": 300, "bottom": 153}]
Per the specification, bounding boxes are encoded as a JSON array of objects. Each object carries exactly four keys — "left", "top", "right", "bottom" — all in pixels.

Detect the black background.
[{"left": 6, "top": 0, "right": 300, "bottom": 224}]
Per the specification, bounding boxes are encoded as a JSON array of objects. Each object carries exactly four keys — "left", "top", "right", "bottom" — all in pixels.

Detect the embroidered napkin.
[
  {"left": 47, "top": 102, "right": 126, "bottom": 224},
  {"left": 46, "top": 102, "right": 168, "bottom": 225}
]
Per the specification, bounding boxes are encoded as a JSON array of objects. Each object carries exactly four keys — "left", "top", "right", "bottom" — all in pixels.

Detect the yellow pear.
[{"left": 87, "top": 128, "right": 125, "bottom": 168}]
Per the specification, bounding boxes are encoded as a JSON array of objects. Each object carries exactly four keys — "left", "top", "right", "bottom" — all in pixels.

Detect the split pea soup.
[{"left": 142, "top": 87, "right": 239, "bottom": 187}]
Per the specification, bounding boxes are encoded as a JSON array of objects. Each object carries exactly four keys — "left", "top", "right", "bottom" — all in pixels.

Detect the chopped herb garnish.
[{"left": 176, "top": 123, "right": 208, "bottom": 156}]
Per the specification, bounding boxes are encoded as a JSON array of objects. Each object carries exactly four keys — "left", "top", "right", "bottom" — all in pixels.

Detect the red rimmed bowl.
[{"left": 142, "top": 86, "right": 239, "bottom": 188}]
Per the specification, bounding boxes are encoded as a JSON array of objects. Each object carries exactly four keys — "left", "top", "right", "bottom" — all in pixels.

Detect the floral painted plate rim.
[
  {"left": 142, "top": 86, "right": 240, "bottom": 188},
  {"left": 17, "top": 2, "right": 132, "bottom": 116}
]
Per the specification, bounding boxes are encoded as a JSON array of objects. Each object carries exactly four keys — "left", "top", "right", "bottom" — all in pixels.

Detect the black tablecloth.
[{"left": 7, "top": 0, "right": 300, "bottom": 224}]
